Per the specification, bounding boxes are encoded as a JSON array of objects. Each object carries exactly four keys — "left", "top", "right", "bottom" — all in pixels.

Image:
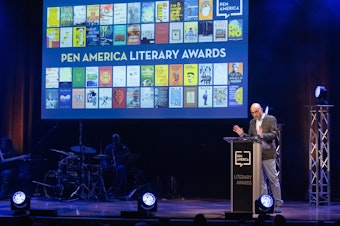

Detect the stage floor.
[{"left": 1, "top": 196, "right": 340, "bottom": 226}]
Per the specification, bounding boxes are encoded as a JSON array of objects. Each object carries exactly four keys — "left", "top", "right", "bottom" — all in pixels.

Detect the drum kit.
[{"left": 34, "top": 146, "right": 110, "bottom": 201}]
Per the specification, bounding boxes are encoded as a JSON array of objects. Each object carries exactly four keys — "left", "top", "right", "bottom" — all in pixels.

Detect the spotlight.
[
  {"left": 315, "top": 86, "right": 328, "bottom": 105},
  {"left": 255, "top": 194, "right": 274, "bottom": 215},
  {"left": 11, "top": 191, "right": 30, "bottom": 215},
  {"left": 138, "top": 192, "right": 157, "bottom": 212}
]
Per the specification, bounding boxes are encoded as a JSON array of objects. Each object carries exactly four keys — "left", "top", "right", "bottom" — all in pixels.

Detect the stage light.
[
  {"left": 138, "top": 192, "right": 157, "bottom": 213},
  {"left": 255, "top": 194, "right": 274, "bottom": 215},
  {"left": 315, "top": 86, "right": 328, "bottom": 105},
  {"left": 11, "top": 191, "right": 30, "bottom": 214}
]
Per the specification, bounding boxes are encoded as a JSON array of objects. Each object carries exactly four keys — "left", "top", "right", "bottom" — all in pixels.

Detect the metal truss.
[{"left": 308, "top": 105, "right": 333, "bottom": 206}]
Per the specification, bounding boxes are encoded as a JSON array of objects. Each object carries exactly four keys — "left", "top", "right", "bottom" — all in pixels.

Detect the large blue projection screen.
[{"left": 42, "top": 0, "right": 248, "bottom": 119}]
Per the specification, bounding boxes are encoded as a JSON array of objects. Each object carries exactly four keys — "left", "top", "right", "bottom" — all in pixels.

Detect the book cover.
[
  {"left": 85, "top": 88, "right": 99, "bottom": 108},
  {"left": 228, "top": 62, "right": 243, "bottom": 84},
  {"left": 100, "top": 25, "right": 113, "bottom": 46},
  {"left": 113, "top": 88, "right": 126, "bottom": 108},
  {"left": 140, "top": 87, "right": 155, "bottom": 108},
  {"left": 60, "top": 6, "right": 73, "bottom": 27},
  {"left": 228, "top": 19, "right": 243, "bottom": 41},
  {"left": 99, "top": 88, "right": 112, "bottom": 108},
  {"left": 184, "top": 0, "right": 198, "bottom": 21},
  {"left": 198, "top": 63, "right": 212, "bottom": 85},
  {"left": 141, "top": 65, "right": 155, "bottom": 86},
  {"left": 199, "top": 0, "right": 213, "bottom": 20},
  {"left": 60, "top": 27, "right": 73, "bottom": 48},
  {"left": 100, "top": 4, "right": 113, "bottom": 25},
  {"left": 169, "top": 22, "right": 183, "bottom": 43},
  {"left": 155, "top": 23, "right": 169, "bottom": 44},
  {"left": 73, "top": 27, "right": 86, "bottom": 47},
  {"left": 213, "top": 86, "right": 228, "bottom": 107},
  {"left": 72, "top": 67, "right": 85, "bottom": 88},
  {"left": 87, "top": 4, "right": 100, "bottom": 26},
  {"left": 198, "top": 85, "right": 212, "bottom": 107},
  {"left": 155, "top": 65, "right": 169, "bottom": 86},
  {"left": 126, "top": 66, "right": 140, "bottom": 87},
  {"left": 184, "top": 64, "right": 198, "bottom": 86},
  {"left": 169, "top": 64, "right": 183, "bottom": 86},
  {"left": 156, "top": 1, "right": 169, "bottom": 22},
  {"left": 128, "top": 2, "right": 141, "bottom": 24},
  {"left": 46, "top": 28, "right": 60, "bottom": 48},
  {"left": 141, "top": 2, "right": 155, "bottom": 23},
  {"left": 155, "top": 87, "right": 169, "bottom": 108},
  {"left": 184, "top": 86, "right": 197, "bottom": 108},
  {"left": 113, "top": 25, "right": 127, "bottom": 45},
  {"left": 170, "top": 0, "right": 183, "bottom": 21},
  {"left": 213, "top": 20, "right": 228, "bottom": 42},
  {"left": 47, "top": 7, "right": 60, "bottom": 27},
  {"left": 198, "top": 21, "right": 213, "bottom": 42},
  {"left": 45, "top": 89, "right": 59, "bottom": 109},
  {"left": 228, "top": 85, "right": 243, "bottom": 106},
  {"left": 59, "top": 82, "right": 72, "bottom": 109},
  {"left": 73, "top": 5, "right": 86, "bottom": 26},
  {"left": 113, "top": 66, "right": 126, "bottom": 87},
  {"left": 127, "top": 24, "right": 141, "bottom": 45},
  {"left": 126, "top": 87, "right": 140, "bottom": 108},
  {"left": 169, "top": 86, "right": 183, "bottom": 108},
  {"left": 99, "top": 66, "right": 113, "bottom": 87},
  {"left": 213, "top": 63, "right": 228, "bottom": 85},
  {"left": 86, "top": 66, "right": 99, "bottom": 87},
  {"left": 72, "top": 88, "right": 85, "bottom": 109},
  {"left": 114, "top": 3, "right": 127, "bottom": 25},
  {"left": 59, "top": 67, "right": 72, "bottom": 82},
  {"left": 141, "top": 23, "right": 155, "bottom": 44},
  {"left": 86, "top": 26, "right": 100, "bottom": 46},
  {"left": 184, "top": 21, "right": 198, "bottom": 43},
  {"left": 45, "top": 68, "right": 59, "bottom": 88}
]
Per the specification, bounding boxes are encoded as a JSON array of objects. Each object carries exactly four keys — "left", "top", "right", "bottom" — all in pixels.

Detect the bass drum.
[{"left": 43, "top": 170, "right": 79, "bottom": 200}]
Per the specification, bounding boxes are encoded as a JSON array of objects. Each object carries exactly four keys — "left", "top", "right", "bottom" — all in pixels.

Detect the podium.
[{"left": 224, "top": 137, "right": 262, "bottom": 216}]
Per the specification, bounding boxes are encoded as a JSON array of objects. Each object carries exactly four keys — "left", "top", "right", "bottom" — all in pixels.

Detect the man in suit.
[{"left": 233, "top": 103, "right": 283, "bottom": 213}]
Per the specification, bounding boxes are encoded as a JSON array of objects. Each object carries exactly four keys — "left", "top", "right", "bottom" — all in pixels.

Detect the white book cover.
[
  {"left": 85, "top": 88, "right": 99, "bottom": 108},
  {"left": 99, "top": 88, "right": 112, "bottom": 108},
  {"left": 45, "top": 68, "right": 59, "bottom": 88},
  {"left": 114, "top": 3, "right": 127, "bottom": 24},
  {"left": 213, "top": 63, "right": 228, "bottom": 85},
  {"left": 140, "top": 87, "right": 155, "bottom": 108},
  {"left": 169, "top": 86, "right": 183, "bottom": 108},
  {"left": 169, "top": 22, "right": 183, "bottom": 43},
  {"left": 198, "top": 86, "right": 212, "bottom": 107},
  {"left": 126, "top": 65, "right": 140, "bottom": 87},
  {"left": 60, "top": 27, "right": 73, "bottom": 48},
  {"left": 113, "top": 66, "right": 126, "bottom": 87}
]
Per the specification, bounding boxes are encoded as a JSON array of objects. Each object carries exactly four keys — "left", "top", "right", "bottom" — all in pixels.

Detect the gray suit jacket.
[{"left": 247, "top": 114, "right": 278, "bottom": 160}]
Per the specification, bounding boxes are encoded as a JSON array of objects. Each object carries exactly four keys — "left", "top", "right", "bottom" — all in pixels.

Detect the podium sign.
[{"left": 224, "top": 137, "right": 262, "bottom": 214}]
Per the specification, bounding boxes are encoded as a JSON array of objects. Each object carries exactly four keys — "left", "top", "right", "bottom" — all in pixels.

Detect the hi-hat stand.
[{"left": 69, "top": 120, "right": 98, "bottom": 201}]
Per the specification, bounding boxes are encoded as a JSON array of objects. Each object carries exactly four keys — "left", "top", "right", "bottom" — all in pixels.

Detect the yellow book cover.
[
  {"left": 199, "top": 0, "right": 213, "bottom": 20},
  {"left": 47, "top": 7, "right": 60, "bottom": 27},
  {"left": 46, "top": 28, "right": 60, "bottom": 48},
  {"left": 87, "top": 5, "right": 100, "bottom": 25},
  {"left": 184, "top": 64, "right": 198, "bottom": 86},
  {"left": 155, "top": 65, "right": 169, "bottom": 86},
  {"left": 73, "top": 27, "right": 86, "bottom": 47},
  {"left": 169, "top": 64, "right": 183, "bottom": 86}
]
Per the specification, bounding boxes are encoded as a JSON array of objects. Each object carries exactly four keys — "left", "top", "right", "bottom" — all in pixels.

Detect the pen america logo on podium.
[{"left": 234, "top": 151, "right": 251, "bottom": 167}]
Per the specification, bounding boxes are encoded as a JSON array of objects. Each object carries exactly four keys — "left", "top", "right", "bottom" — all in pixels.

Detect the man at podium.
[{"left": 233, "top": 102, "right": 283, "bottom": 213}]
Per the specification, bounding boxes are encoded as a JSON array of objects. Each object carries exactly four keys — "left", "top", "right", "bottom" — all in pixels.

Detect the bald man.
[{"left": 233, "top": 103, "right": 283, "bottom": 213}]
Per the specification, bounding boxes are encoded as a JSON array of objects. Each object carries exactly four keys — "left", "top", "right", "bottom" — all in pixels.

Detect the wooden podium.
[{"left": 224, "top": 137, "right": 262, "bottom": 216}]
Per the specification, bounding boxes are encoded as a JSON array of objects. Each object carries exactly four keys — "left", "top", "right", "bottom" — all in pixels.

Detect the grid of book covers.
[{"left": 45, "top": 1, "right": 245, "bottom": 110}]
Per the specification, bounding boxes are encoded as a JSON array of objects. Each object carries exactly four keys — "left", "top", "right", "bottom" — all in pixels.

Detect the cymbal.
[
  {"left": 50, "top": 149, "right": 69, "bottom": 156},
  {"left": 70, "top": 145, "right": 96, "bottom": 154},
  {"left": 93, "top": 154, "right": 109, "bottom": 159}
]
